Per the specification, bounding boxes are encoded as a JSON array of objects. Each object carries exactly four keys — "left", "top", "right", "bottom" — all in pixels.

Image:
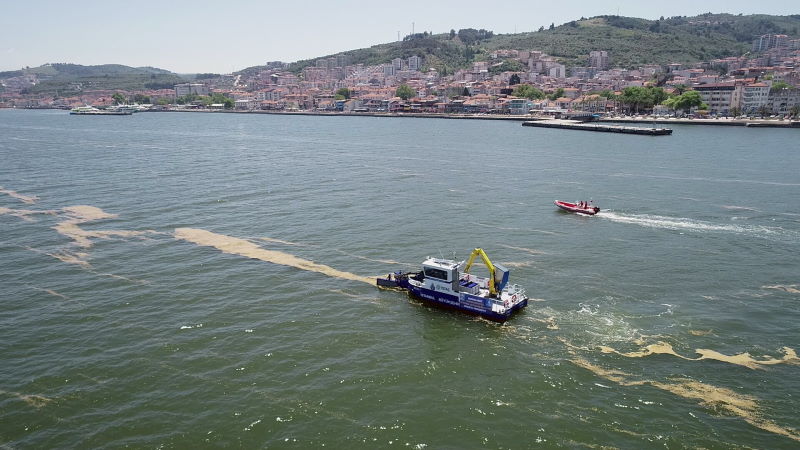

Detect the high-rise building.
[
  {"left": 752, "top": 34, "right": 788, "bottom": 52},
  {"left": 589, "top": 51, "right": 609, "bottom": 70},
  {"left": 408, "top": 55, "right": 422, "bottom": 71}
]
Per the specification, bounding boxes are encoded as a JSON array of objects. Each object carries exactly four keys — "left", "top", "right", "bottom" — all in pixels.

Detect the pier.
[{"left": 522, "top": 119, "right": 672, "bottom": 135}]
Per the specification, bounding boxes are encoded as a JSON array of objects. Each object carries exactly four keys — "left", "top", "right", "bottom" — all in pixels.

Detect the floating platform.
[{"left": 522, "top": 119, "right": 672, "bottom": 135}]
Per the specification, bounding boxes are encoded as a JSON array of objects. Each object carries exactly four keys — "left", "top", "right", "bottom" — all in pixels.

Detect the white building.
[
  {"left": 548, "top": 64, "right": 566, "bottom": 79},
  {"left": 174, "top": 83, "right": 209, "bottom": 97},
  {"left": 392, "top": 58, "right": 404, "bottom": 72},
  {"left": 752, "top": 34, "right": 788, "bottom": 52},
  {"left": 768, "top": 87, "right": 800, "bottom": 115},
  {"left": 694, "top": 82, "right": 739, "bottom": 115},
  {"left": 589, "top": 51, "right": 609, "bottom": 70},
  {"left": 408, "top": 55, "right": 422, "bottom": 71},
  {"left": 740, "top": 82, "right": 771, "bottom": 113}
]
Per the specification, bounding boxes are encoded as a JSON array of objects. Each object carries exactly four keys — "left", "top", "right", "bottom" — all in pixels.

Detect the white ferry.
[{"left": 70, "top": 105, "right": 132, "bottom": 115}]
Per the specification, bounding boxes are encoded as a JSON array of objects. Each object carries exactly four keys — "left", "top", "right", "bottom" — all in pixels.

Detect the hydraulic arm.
[{"left": 463, "top": 248, "right": 497, "bottom": 295}]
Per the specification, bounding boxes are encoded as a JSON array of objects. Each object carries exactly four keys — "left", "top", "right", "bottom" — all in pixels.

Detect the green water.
[{"left": 1, "top": 109, "right": 799, "bottom": 448}]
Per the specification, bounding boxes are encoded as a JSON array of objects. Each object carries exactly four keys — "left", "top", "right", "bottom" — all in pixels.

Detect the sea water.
[{"left": 1, "top": 109, "right": 799, "bottom": 447}]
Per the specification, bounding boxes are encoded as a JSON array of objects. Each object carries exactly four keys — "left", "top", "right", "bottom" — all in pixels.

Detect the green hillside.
[
  {"left": 243, "top": 13, "right": 800, "bottom": 76},
  {"left": 17, "top": 64, "right": 186, "bottom": 95},
  {"left": 490, "top": 14, "right": 800, "bottom": 68}
]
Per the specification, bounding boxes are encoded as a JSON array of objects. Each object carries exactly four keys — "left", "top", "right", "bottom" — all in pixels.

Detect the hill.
[
  {"left": 239, "top": 13, "right": 800, "bottom": 76},
  {"left": 8, "top": 64, "right": 187, "bottom": 95},
  {"left": 489, "top": 14, "right": 800, "bottom": 68}
]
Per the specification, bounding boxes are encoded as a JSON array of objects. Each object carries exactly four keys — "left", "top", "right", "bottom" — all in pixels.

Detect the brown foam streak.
[
  {"left": 598, "top": 341, "right": 800, "bottom": 370},
  {"left": 499, "top": 244, "right": 546, "bottom": 255},
  {"left": 30, "top": 286, "right": 70, "bottom": 300},
  {"left": 0, "top": 206, "right": 57, "bottom": 221},
  {"left": 0, "top": 186, "right": 39, "bottom": 204},
  {"left": 0, "top": 390, "right": 53, "bottom": 408},
  {"left": 571, "top": 358, "right": 800, "bottom": 442},
  {"left": 51, "top": 205, "right": 155, "bottom": 266},
  {"left": 175, "top": 228, "right": 375, "bottom": 285},
  {"left": 763, "top": 284, "right": 800, "bottom": 294}
]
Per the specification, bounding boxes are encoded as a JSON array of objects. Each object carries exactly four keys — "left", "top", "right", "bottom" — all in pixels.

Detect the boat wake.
[{"left": 598, "top": 211, "right": 799, "bottom": 243}]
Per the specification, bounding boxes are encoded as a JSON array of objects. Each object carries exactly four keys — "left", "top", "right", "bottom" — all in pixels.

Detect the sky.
[{"left": 1, "top": 0, "right": 797, "bottom": 74}]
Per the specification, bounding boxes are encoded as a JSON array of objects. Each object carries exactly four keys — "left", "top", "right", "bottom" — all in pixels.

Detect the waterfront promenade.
[{"left": 143, "top": 108, "right": 800, "bottom": 127}]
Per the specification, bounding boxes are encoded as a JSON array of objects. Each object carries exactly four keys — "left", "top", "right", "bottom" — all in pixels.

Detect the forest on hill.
[{"left": 277, "top": 13, "right": 800, "bottom": 76}]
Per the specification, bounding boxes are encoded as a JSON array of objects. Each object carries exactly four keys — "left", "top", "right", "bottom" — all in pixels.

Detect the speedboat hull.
[{"left": 554, "top": 200, "right": 600, "bottom": 215}]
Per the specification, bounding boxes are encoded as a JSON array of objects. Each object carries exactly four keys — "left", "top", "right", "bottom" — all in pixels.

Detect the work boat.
[{"left": 377, "top": 248, "right": 529, "bottom": 322}]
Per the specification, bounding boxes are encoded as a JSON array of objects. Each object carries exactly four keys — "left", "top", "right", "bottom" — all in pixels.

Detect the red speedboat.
[{"left": 554, "top": 200, "right": 600, "bottom": 215}]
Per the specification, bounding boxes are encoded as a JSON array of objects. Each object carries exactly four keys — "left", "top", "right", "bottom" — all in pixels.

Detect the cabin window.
[{"left": 423, "top": 267, "right": 449, "bottom": 281}]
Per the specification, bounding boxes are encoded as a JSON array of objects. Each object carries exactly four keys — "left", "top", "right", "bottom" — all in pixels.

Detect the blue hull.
[{"left": 401, "top": 281, "right": 527, "bottom": 323}]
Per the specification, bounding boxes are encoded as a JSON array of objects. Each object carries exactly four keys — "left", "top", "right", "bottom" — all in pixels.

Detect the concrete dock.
[{"left": 522, "top": 119, "right": 672, "bottom": 135}]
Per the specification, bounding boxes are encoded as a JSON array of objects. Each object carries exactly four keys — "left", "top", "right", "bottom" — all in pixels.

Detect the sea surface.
[{"left": 1, "top": 109, "right": 799, "bottom": 448}]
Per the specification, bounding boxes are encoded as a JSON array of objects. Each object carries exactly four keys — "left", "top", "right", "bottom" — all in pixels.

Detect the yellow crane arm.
[{"left": 463, "top": 248, "right": 497, "bottom": 295}]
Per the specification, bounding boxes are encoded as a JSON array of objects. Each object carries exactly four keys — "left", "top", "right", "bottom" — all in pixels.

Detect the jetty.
[{"left": 522, "top": 119, "right": 672, "bottom": 135}]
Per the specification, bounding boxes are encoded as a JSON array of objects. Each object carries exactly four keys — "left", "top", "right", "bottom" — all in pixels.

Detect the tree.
[
  {"left": 770, "top": 81, "right": 791, "bottom": 92},
  {"left": 595, "top": 89, "right": 616, "bottom": 100},
  {"left": 509, "top": 74, "right": 521, "bottom": 85},
  {"left": 789, "top": 105, "right": 800, "bottom": 119},
  {"left": 549, "top": 23, "right": 555, "bottom": 30},
  {"left": 462, "top": 87, "right": 471, "bottom": 97},
  {"left": 548, "top": 88, "right": 565, "bottom": 101},
  {"left": 538, "top": 26, "right": 545, "bottom": 32},
  {"left": 395, "top": 84, "right": 415, "bottom": 100},
  {"left": 208, "top": 92, "right": 234, "bottom": 109},
  {"left": 335, "top": 88, "right": 351, "bottom": 100},
  {"left": 616, "top": 86, "right": 670, "bottom": 114},
  {"left": 757, "top": 105, "right": 771, "bottom": 118},
  {"left": 729, "top": 106, "right": 742, "bottom": 117},
  {"left": 512, "top": 84, "right": 545, "bottom": 100},
  {"left": 663, "top": 90, "right": 704, "bottom": 114},
  {"left": 649, "top": 87, "right": 670, "bottom": 105},
  {"left": 132, "top": 93, "right": 150, "bottom": 104},
  {"left": 111, "top": 92, "right": 126, "bottom": 105}
]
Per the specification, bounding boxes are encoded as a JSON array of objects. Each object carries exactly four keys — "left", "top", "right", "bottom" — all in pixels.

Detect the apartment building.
[
  {"left": 694, "top": 82, "right": 739, "bottom": 115},
  {"left": 174, "top": 83, "right": 209, "bottom": 97},
  {"left": 740, "top": 82, "right": 771, "bottom": 113},
  {"left": 589, "top": 51, "right": 609, "bottom": 70},
  {"left": 752, "top": 34, "right": 788, "bottom": 52}
]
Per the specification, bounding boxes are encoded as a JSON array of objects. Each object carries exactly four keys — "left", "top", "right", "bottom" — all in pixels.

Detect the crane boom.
[{"left": 463, "top": 248, "right": 497, "bottom": 295}]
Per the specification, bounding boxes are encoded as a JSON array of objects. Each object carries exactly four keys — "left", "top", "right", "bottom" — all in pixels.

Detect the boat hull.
[
  {"left": 554, "top": 200, "right": 600, "bottom": 215},
  {"left": 381, "top": 276, "right": 526, "bottom": 323}
]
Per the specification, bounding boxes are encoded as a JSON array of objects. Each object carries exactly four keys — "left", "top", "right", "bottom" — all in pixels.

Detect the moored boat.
[
  {"left": 70, "top": 105, "right": 133, "bottom": 115},
  {"left": 554, "top": 200, "right": 600, "bottom": 215},
  {"left": 377, "top": 248, "right": 529, "bottom": 322}
]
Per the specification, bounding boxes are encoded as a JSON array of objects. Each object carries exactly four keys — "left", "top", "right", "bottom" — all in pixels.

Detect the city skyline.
[{"left": 2, "top": 0, "right": 798, "bottom": 74}]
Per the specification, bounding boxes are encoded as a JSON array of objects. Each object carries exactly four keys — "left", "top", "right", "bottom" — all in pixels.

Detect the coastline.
[
  {"left": 4, "top": 106, "right": 800, "bottom": 127},
  {"left": 147, "top": 109, "right": 800, "bottom": 127}
]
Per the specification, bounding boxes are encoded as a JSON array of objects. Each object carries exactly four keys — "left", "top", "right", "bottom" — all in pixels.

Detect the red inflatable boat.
[{"left": 554, "top": 200, "right": 600, "bottom": 215}]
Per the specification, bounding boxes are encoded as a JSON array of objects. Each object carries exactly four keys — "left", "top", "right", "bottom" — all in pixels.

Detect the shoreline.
[
  {"left": 148, "top": 109, "right": 800, "bottom": 127},
  {"left": 4, "top": 106, "right": 800, "bottom": 127}
]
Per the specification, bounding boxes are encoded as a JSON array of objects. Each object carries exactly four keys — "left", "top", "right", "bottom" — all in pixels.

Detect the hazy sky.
[{"left": 1, "top": 0, "right": 797, "bottom": 73}]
